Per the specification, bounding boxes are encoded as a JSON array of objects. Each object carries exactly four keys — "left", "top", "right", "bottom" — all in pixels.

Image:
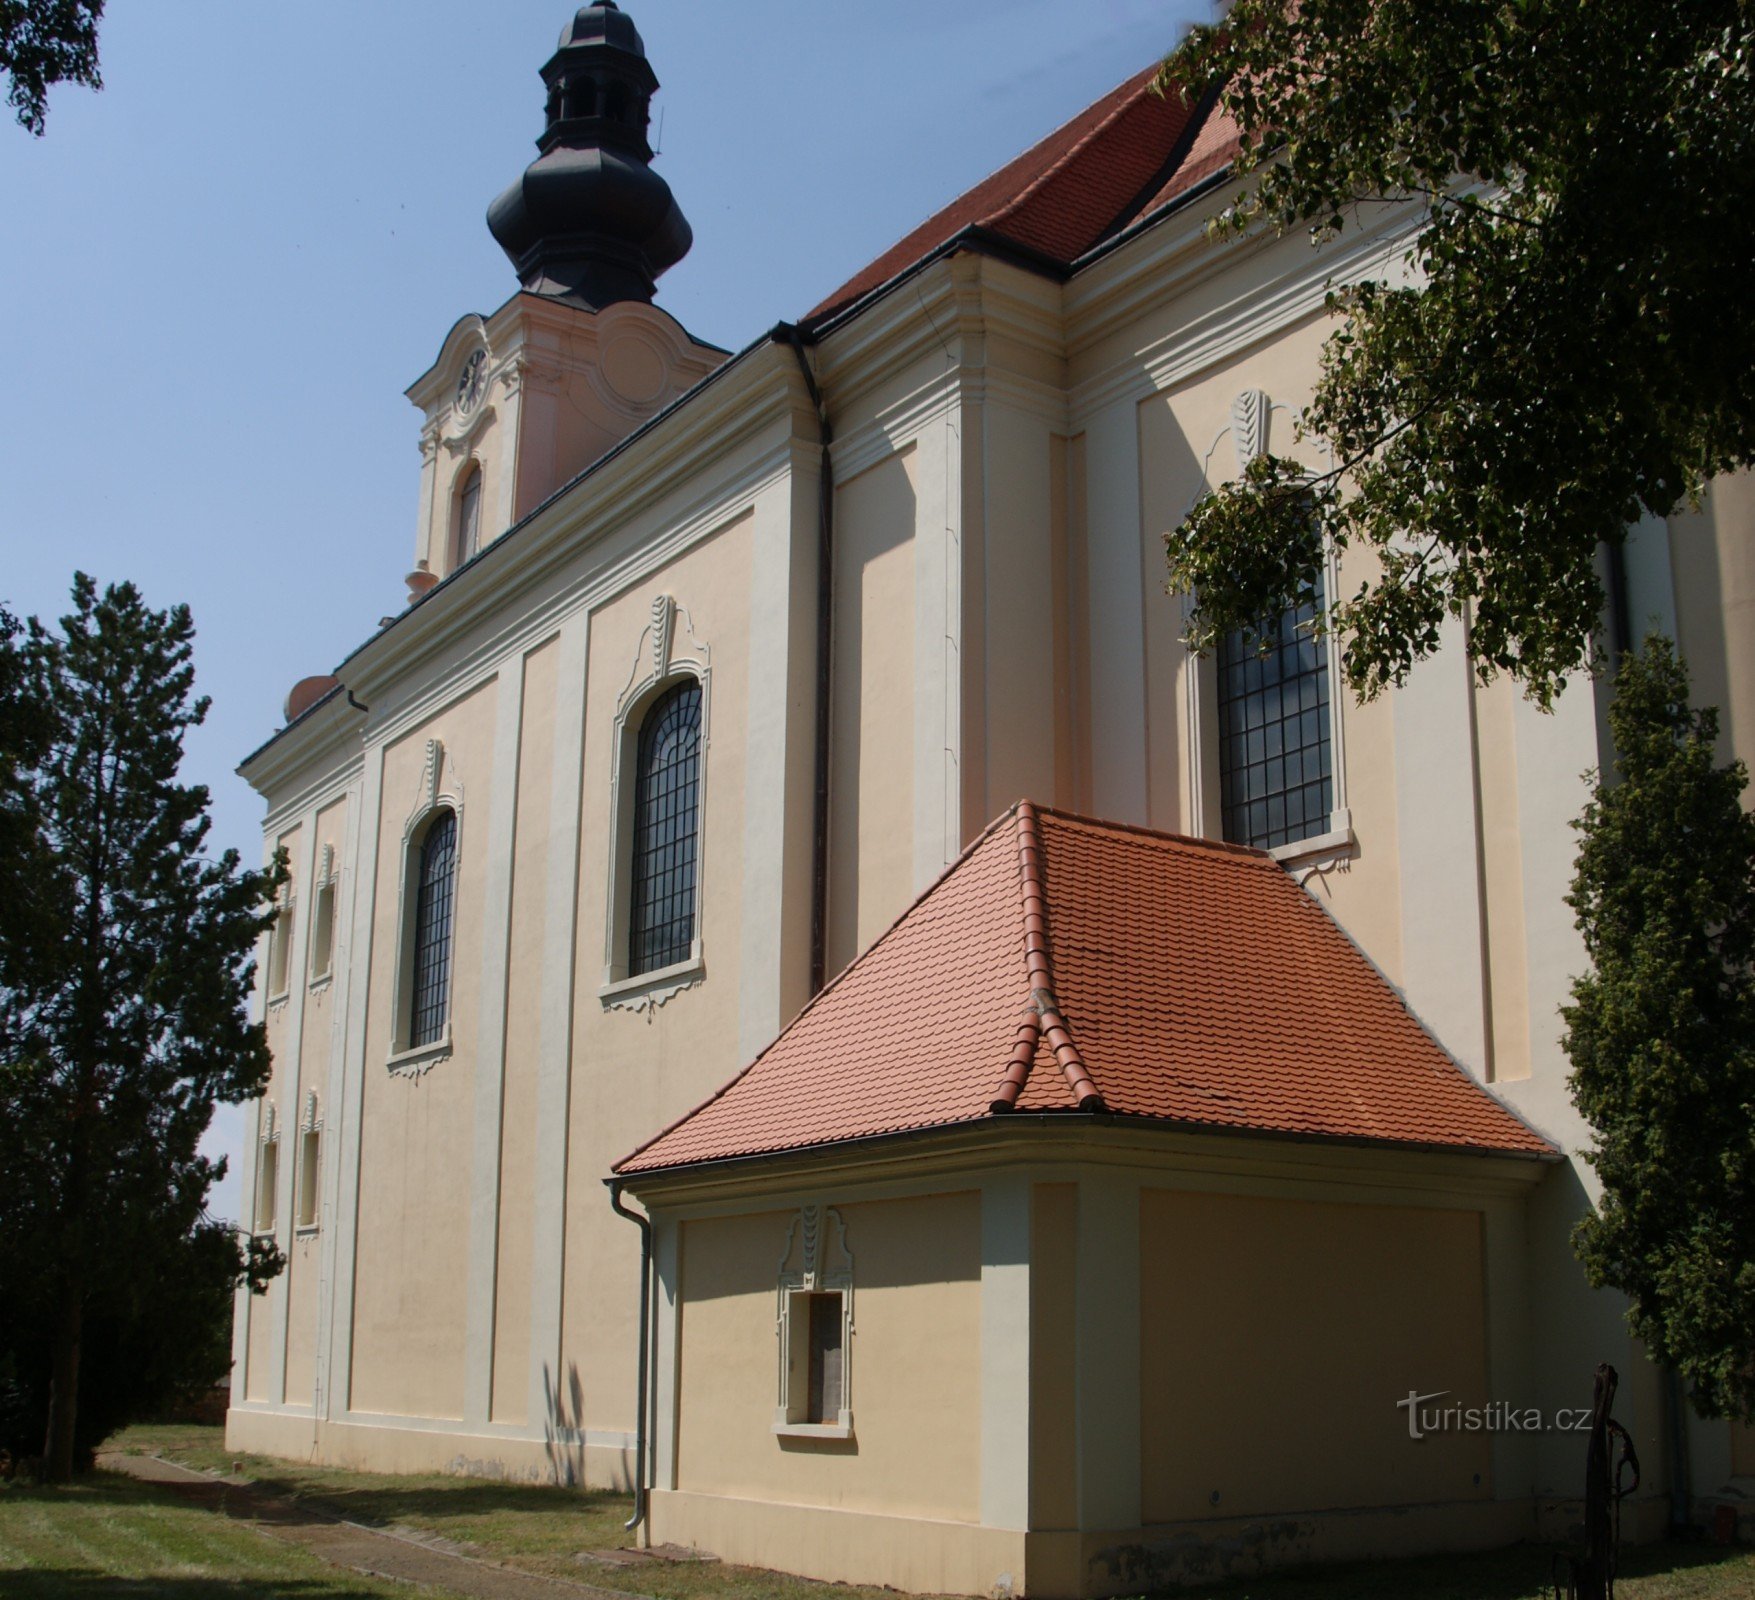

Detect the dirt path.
[{"left": 98, "top": 1449, "right": 646, "bottom": 1600}]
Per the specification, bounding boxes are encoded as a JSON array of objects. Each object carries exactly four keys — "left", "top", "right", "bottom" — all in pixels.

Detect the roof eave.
[{"left": 612, "top": 1107, "right": 1560, "bottom": 1201}]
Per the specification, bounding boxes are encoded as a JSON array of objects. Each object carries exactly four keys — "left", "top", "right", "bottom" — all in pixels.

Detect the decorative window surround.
[
  {"left": 253, "top": 1101, "right": 280, "bottom": 1237},
  {"left": 388, "top": 738, "right": 464, "bottom": 1075},
  {"left": 296, "top": 1090, "right": 323, "bottom": 1235},
  {"left": 308, "top": 843, "right": 338, "bottom": 989},
  {"left": 600, "top": 952, "right": 706, "bottom": 1014},
  {"left": 601, "top": 593, "right": 712, "bottom": 1012},
  {"left": 1183, "top": 390, "right": 1353, "bottom": 863},
  {"left": 266, "top": 889, "right": 295, "bottom": 1008},
  {"left": 774, "top": 1204, "right": 855, "bottom": 1439}
]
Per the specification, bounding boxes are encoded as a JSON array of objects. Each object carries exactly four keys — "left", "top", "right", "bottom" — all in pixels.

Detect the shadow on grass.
[
  {"left": 219, "top": 1471, "right": 628, "bottom": 1529},
  {"left": 1158, "top": 1537, "right": 1751, "bottom": 1600},
  {"left": 0, "top": 1575, "right": 392, "bottom": 1600}
]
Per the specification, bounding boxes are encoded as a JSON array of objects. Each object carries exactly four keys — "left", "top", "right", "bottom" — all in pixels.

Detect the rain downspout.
[
  {"left": 608, "top": 1180, "right": 652, "bottom": 1534},
  {"left": 782, "top": 324, "right": 834, "bottom": 996}
]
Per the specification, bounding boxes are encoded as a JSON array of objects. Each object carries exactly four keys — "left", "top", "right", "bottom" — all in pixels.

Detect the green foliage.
[
  {"left": 1, "top": 1, "right": 105, "bottom": 134},
  {"left": 1563, "top": 638, "right": 1755, "bottom": 1421},
  {"left": 1161, "top": 2, "right": 1755, "bottom": 705},
  {"left": 0, "top": 575, "right": 285, "bottom": 1475}
]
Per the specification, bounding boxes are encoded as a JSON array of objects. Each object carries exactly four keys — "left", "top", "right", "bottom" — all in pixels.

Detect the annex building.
[{"left": 230, "top": 8, "right": 1755, "bottom": 1594}]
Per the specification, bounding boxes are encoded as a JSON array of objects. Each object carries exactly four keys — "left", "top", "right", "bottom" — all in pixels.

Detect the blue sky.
[{"left": 0, "top": 0, "right": 1204, "bottom": 1221}]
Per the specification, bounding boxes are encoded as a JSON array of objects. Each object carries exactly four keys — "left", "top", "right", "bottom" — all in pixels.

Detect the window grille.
[
  {"left": 409, "top": 810, "right": 457, "bottom": 1046},
  {"left": 628, "top": 681, "right": 702, "bottom": 976},
  {"left": 1217, "top": 573, "right": 1332, "bottom": 851}
]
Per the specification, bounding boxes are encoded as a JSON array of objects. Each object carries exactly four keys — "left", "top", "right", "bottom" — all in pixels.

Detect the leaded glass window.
[
  {"left": 629, "top": 681, "right": 702, "bottom": 976},
  {"left": 1217, "top": 574, "right": 1332, "bottom": 851},
  {"left": 409, "top": 809, "right": 456, "bottom": 1046}
]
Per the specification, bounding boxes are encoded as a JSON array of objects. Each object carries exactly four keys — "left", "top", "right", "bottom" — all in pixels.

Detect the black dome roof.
[
  {"left": 558, "top": 3, "right": 645, "bottom": 55},
  {"left": 486, "top": 4, "right": 691, "bottom": 310}
]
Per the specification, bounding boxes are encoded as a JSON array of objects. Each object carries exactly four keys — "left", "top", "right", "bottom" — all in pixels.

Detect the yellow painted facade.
[{"left": 231, "top": 24, "right": 1755, "bottom": 1594}]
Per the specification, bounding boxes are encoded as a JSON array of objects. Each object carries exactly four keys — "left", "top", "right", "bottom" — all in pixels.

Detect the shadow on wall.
[{"left": 539, "top": 1359, "right": 592, "bottom": 1489}]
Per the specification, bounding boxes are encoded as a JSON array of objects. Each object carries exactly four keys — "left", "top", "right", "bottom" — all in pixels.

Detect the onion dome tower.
[{"left": 487, "top": 3, "right": 693, "bottom": 310}]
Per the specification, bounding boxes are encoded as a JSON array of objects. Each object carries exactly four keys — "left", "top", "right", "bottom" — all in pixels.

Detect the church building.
[{"left": 230, "top": 7, "right": 1755, "bottom": 1595}]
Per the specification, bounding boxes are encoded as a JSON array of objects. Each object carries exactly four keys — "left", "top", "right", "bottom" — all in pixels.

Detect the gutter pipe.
[
  {"left": 780, "top": 324, "right": 835, "bottom": 997},
  {"left": 607, "top": 1180, "right": 652, "bottom": 1534}
]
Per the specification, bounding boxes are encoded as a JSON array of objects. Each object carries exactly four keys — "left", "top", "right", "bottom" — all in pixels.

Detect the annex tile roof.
[
  {"left": 615, "top": 802, "right": 1555, "bottom": 1175},
  {"left": 804, "top": 70, "right": 1238, "bottom": 325}
]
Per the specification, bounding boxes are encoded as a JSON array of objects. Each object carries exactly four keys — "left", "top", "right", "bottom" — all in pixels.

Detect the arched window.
[
  {"left": 452, "top": 465, "right": 483, "bottom": 572},
  {"left": 1217, "top": 569, "right": 1332, "bottom": 851},
  {"left": 628, "top": 681, "right": 702, "bottom": 976},
  {"left": 409, "top": 809, "right": 457, "bottom": 1047}
]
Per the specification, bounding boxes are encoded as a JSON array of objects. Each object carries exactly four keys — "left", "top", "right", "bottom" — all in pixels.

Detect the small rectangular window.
[
  {"left": 308, "top": 877, "right": 336, "bottom": 981},
  {"left": 296, "top": 1127, "right": 320, "bottom": 1230},
  {"left": 267, "top": 899, "right": 293, "bottom": 998},
  {"left": 255, "top": 1139, "right": 279, "bottom": 1235}
]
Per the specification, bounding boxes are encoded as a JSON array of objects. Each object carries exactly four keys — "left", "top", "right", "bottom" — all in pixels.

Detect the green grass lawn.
[
  {"left": 0, "top": 1466, "right": 469, "bottom": 1599},
  {"left": 103, "top": 1424, "right": 1755, "bottom": 1600}
]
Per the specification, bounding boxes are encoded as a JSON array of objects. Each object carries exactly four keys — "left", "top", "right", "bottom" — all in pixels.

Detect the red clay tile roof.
[
  {"left": 614, "top": 803, "right": 1555, "bottom": 1174},
  {"left": 804, "top": 71, "right": 1237, "bottom": 325}
]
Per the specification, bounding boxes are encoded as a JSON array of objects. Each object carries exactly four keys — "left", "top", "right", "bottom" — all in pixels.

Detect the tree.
[
  {"left": 1160, "top": 2, "right": 1754, "bottom": 707},
  {"left": 0, "top": 575, "right": 283, "bottom": 1479},
  {"left": 2, "top": 1, "right": 105, "bottom": 134},
  {"left": 1563, "top": 637, "right": 1755, "bottom": 1422}
]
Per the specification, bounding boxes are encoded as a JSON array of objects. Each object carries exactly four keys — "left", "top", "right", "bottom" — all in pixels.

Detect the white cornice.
[{"left": 617, "top": 1117, "right": 1551, "bottom": 1214}]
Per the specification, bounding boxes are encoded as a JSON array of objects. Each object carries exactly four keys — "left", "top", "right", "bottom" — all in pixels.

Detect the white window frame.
[
  {"left": 773, "top": 1204, "right": 855, "bottom": 1440},
  {"left": 253, "top": 1101, "right": 280, "bottom": 1238},
  {"left": 600, "top": 593, "right": 712, "bottom": 1014},
  {"left": 265, "top": 887, "right": 295, "bottom": 1005},
  {"left": 295, "top": 1090, "right": 322, "bottom": 1234},
  {"left": 307, "top": 843, "right": 338, "bottom": 988},
  {"left": 387, "top": 738, "right": 464, "bottom": 1076}
]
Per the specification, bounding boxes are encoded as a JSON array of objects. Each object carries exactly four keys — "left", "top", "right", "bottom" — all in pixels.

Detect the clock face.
[{"left": 455, "top": 349, "right": 488, "bottom": 416}]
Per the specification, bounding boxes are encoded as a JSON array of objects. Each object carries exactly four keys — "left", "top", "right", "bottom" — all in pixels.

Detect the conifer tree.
[
  {"left": 1564, "top": 638, "right": 1755, "bottom": 1421},
  {"left": 0, "top": 576, "right": 283, "bottom": 1479}
]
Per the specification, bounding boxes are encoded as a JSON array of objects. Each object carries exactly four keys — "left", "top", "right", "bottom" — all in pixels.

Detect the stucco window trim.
[
  {"left": 600, "top": 593, "right": 712, "bottom": 1007},
  {"left": 386, "top": 738, "right": 464, "bottom": 1075},
  {"left": 1269, "top": 817, "right": 1355, "bottom": 869},
  {"left": 252, "top": 1100, "right": 280, "bottom": 1239},
  {"left": 772, "top": 1418, "right": 854, "bottom": 1442},
  {"left": 265, "top": 890, "right": 296, "bottom": 1008},
  {"left": 307, "top": 842, "right": 339, "bottom": 990},
  {"left": 774, "top": 1204, "right": 855, "bottom": 1438},
  {"left": 294, "top": 1089, "right": 323, "bottom": 1237},
  {"left": 600, "top": 952, "right": 706, "bottom": 1010}
]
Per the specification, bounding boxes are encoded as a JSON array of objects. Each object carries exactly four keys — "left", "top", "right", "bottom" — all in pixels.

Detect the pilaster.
[
  {"left": 463, "top": 658, "right": 527, "bottom": 1426},
  {"left": 269, "top": 808, "right": 321, "bottom": 1407},
  {"left": 1393, "top": 615, "right": 1491, "bottom": 1079},
  {"left": 1074, "top": 1170, "right": 1141, "bottom": 1531},
  {"left": 736, "top": 453, "right": 818, "bottom": 1063},
  {"left": 979, "top": 1172, "right": 1032, "bottom": 1530},
  {"left": 528, "top": 609, "right": 590, "bottom": 1427},
  {"left": 325, "top": 742, "right": 386, "bottom": 1417},
  {"left": 1083, "top": 399, "right": 1149, "bottom": 824}
]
